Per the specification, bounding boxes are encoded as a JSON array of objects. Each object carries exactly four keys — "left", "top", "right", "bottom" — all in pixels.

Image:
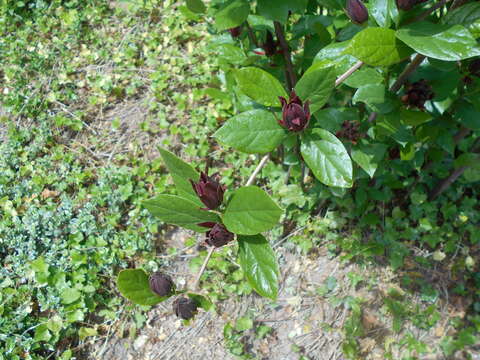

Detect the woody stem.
[
  {"left": 274, "top": 21, "right": 297, "bottom": 90},
  {"left": 193, "top": 246, "right": 215, "bottom": 291}
]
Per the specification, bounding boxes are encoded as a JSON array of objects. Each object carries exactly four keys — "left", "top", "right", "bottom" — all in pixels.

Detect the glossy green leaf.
[
  {"left": 344, "top": 27, "right": 412, "bottom": 66},
  {"left": 442, "top": 2, "right": 480, "bottom": 34},
  {"left": 214, "top": 44, "right": 246, "bottom": 65},
  {"left": 352, "top": 84, "right": 385, "bottom": 107},
  {"left": 117, "top": 269, "right": 167, "bottom": 306},
  {"left": 235, "top": 67, "right": 288, "bottom": 106},
  {"left": 454, "top": 101, "right": 480, "bottom": 130},
  {"left": 313, "top": 41, "right": 358, "bottom": 75},
  {"left": 400, "top": 108, "right": 432, "bottom": 126},
  {"left": 158, "top": 147, "right": 202, "bottom": 206},
  {"left": 223, "top": 186, "right": 282, "bottom": 235},
  {"left": 257, "top": 0, "right": 308, "bottom": 23},
  {"left": 238, "top": 234, "right": 279, "bottom": 299},
  {"left": 214, "top": 0, "right": 250, "bottom": 31},
  {"left": 143, "top": 195, "right": 219, "bottom": 232},
  {"left": 343, "top": 67, "right": 383, "bottom": 88},
  {"left": 186, "top": 0, "right": 206, "bottom": 14},
  {"left": 295, "top": 66, "right": 336, "bottom": 113},
  {"left": 300, "top": 128, "right": 353, "bottom": 188},
  {"left": 214, "top": 109, "right": 286, "bottom": 154},
  {"left": 396, "top": 22, "right": 480, "bottom": 61},
  {"left": 351, "top": 143, "right": 388, "bottom": 178},
  {"left": 370, "top": 0, "right": 394, "bottom": 28}
]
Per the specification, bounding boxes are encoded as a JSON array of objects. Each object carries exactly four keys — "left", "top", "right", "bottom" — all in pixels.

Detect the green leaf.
[
  {"left": 235, "top": 67, "right": 288, "bottom": 106},
  {"left": 370, "top": 0, "right": 394, "bottom": 28},
  {"left": 295, "top": 66, "right": 336, "bottom": 113},
  {"left": 214, "top": 109, "right": 286, "bottom": 154},
  {"left": 257, "top": 0, "right": 308, "bottom": 23},
  {"left": 117, "top": 269, "right": 167, "bottom": 306},
  {"left": 400, "top": 108, "right": 432, "bottom": 126},
  {"left": 343, "top": 67, "right": 383, "bottom": 88},
  {"left": 314, "top": 41, "right": 358, "bottom": 76},
  {"left": 300, "top": 128, "right": 353, "bottom": 188},
  {"left": 396, "top": 22, "right": 480, "bottom": 61},
  {"left": 61, "top": 288, "right": 81, "bottom": 305},
  {"left": 344, "top": 27, "right": 412, "bottom": 66},
  {"left": 223, "top": 186, "right": 282, "bottom": 235},
  {"left": 30, "top": 257, "right": 49, "bottom": 284},
  {"left": 214, "top": 0, "right": 250, "bottom": 31},
  {"left": 143, "top": 195, "right": 219, "bottom": 232},
  {"left": 454, "top": 101, "right": 480, "bottom": 130},
  {"left": 351, "top": 143, "right": 388, "bottom": 178},
  {"left": 214, "top": 44, "right": 247, "bottom": 65},
  {"left": 238, "top": 234, "right": 279, "bottom": 299},
  {"left": 442, "top": 2, "right": 480, "bottom": 34},
  {"left": 236, "top": 316, "right": 253, "bottom": 331},
  {"left": 352, "top": 84, "right": 385, "bottom": 107},
  {"left": 34, "top": 324, "right": 51, "bottom": 342},
  {"left": 186, "top": 0, "right": 206, "bottom": 13},
  {"left": 79, "top": 327, "right": 98, "bottom": 341},
  {"left": 158, "top": 147, "right": 202, "bottom": 206},
  {"left": 454, "top": 153, "right": 480, "bottom": 168},
  {"left": 187, "top": 293, "right": 213, "bottom": 311}
]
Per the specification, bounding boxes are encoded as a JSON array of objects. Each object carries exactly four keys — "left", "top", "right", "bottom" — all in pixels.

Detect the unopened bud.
[
  {"left": 346, "top": 0, "right": 368, "bottom": 24},
  {"left": 149, "top": 272, "right": 174, "bottom": 297},
  {"left": 190, "top": 168, "right": 225, "bottom": 210},
  {"left": 173, "top": 297, "right": 198, "bottom": 320},
  {"left": 278, "top": 91, "right": 311, "bottom": 132}
]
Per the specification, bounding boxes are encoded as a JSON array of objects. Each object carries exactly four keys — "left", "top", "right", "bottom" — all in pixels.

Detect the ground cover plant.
[{"left": 1, "top": 0, "right": 480, "bottom": 359}]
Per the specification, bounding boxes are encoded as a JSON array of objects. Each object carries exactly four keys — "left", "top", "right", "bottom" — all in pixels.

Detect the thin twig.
[
  {"left": 389, "top": 54, "right": 426, "bottom": 93},
  {"left": 246, "top": 153, "right": 270, "bottom": 186},
  {"left": 335, "top": 61, "right": 363, "bottom": 87},
  {"left": 406, "top": 0, "right": 451, "bottom": 24},
  {"left": 274, "top": 21, "right": 297, "bottom": 90},
  {"left": 193, "top": 246, "right": 215, "bottom": 291},
  {"left": 428, "top": 137, "right": 480, "bottom": 200}
]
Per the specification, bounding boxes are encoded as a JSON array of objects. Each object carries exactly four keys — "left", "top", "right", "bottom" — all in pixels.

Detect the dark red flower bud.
[
  {"left": 396, "top": 0, "right": 428, "bottom": 10},
  {"left": 401, "top": 79, "right": 434, "bottom": 110},
  {"left": 335, "top": 121, "right": 363, "bottom": 144},
  {"left": 228, "top": 26, "right": 242, "bottom": 38},
  {"left": 263, "top": 31, "right": 279, "bottom": 57},
  {"left": 346, "top": 0, "right": 369, "bottom": 24},
  {"left": 468, "top": 59, "right": 480, "bottom": 77},
  {"left": 278, "top": 91, "right": 311, "bottom": 132},
  {"left": 149, "top": 272, "right": 174, "bottom": 297},
  {"left": 190, "top": 169, "right": 224, "bottom": 210},
  {"left": 201, "top": 222, "right": 234, "bottom": 247},
  {"left": 173, "top": 297, "right": 198, "bottom": 320}
]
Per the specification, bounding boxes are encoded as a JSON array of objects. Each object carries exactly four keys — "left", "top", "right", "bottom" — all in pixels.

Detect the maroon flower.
[
  {"left": 228, "top": 26, "right": 242, "bottom": 38},
  {"left": 149, "top": 272, "right": 174, "bottom": 297},
  {"left": 263, "top": 31, "right": 279, "bottom": 57},
  {"left": 173, "top": 297, "right": 198, "bottom": 320},
  {"left": 346, "top": 0, "right": 368, "bottom": 24},
  {"left": 468, "top": 59, "right": 480, "bottom": 77},
  {"left": 199, "top": 222, "right": 234, "bottom": 247},
  {"left": 401, "top": 79, "right": 434, "bottom": 110},
  {"left": 278, "top": 91, "right": 311, "bottom": 132},
  {"left": 190, "top": 169, "right": 224, "bottom": 210}
]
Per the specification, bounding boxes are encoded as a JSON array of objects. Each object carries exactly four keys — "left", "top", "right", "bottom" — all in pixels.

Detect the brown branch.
[
  {"left": 335, "top": 61, "right": 364, "bottom": 87},
  {"left": 389, "top": 54, "right": 426, "bottom": 93},
  {"left": 406, "top": 0, "right": 451, "bottom": 24},
  {"left": 246, "top": 153, "right": 271, "bottom": 186},
  {"left": 274, "top": 21, "right": 297, "bottom": 90},
  {"left": 428, "top": 137, "right": 480, "bottom": 200}
]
